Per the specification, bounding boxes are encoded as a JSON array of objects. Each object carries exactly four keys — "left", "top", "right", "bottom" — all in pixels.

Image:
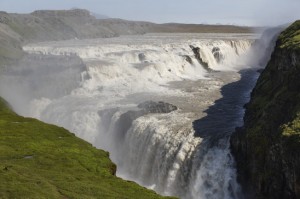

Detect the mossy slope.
[
  {"left": 0, "top": 98, "right": 176, "bottom": 199},
  {"left": 231, "top": 20, "right": 300, "bottom": 199},
  {"left": 279, "top": 20, "right": 300, "bottom": 49}
]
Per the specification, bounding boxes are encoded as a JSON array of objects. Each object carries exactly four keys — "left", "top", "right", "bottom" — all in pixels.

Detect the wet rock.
[
  {"left": 189, "top": 45, "right": 210, "bottom": 70},
  {"left": 138, "top": 53, "right": 146, "bottom": 62},
  {"left": 212, "top": 47, "right": 224, "bottom": 63},
  {"left": 138, "top": 101, "right": 178, "bottom": 113},
  {"left": 114, "top": 101, "right": 177, "bottom": 139},
  {"left": 182, "top": 55, "right": 193, "bottom": 65}
]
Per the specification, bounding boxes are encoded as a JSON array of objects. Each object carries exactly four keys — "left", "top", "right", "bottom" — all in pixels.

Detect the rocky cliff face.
[{"left": 231, "top": 21, "right": 300, "bottom": 199}]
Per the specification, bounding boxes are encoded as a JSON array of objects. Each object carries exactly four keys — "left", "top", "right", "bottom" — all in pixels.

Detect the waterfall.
[{"left": 0, "top": 33, "right": 261, "bottom": 198}]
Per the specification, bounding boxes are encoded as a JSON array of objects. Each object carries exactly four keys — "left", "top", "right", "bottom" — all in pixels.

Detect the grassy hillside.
[
  {"left": 0, "top": 97, "right": 176, "bottom": 199},
  {"left": 278, "top": 20, "right": 300, "bottom": 49}
]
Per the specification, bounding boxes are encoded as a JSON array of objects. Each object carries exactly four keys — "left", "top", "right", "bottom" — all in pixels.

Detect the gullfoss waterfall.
[{"left": 0, "top": 33, "right": 271, "bottom": 198}]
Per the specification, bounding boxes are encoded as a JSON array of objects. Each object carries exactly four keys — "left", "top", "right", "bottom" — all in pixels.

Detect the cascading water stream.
[{"left": 0, "top": 33, "right": 278, "bottom": 199}]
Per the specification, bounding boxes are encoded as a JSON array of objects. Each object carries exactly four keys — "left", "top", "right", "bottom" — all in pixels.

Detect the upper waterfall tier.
[
  {"left": 24, "top": 34, "right": 255, "bottom": 70},
  {"left": 22, "top": 33, "right": 256, "bottom": 97}
]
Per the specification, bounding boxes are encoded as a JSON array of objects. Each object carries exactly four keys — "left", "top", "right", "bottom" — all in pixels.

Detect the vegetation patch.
[
  {"left": 0, "top": 97, "right": 176, "bottom": 199},
  {"left": 279, "top": 20, "right": 300, "bottom": 49}
]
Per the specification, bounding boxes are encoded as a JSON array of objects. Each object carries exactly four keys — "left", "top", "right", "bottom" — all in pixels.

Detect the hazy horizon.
[{"left": 1, "top": 0, "right": 300, "bottom": 26}]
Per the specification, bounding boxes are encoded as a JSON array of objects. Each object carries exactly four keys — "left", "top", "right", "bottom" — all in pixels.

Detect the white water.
[
  {"left": 23, "top": 34, "right": 254, "bottom": 98},
  {"left": 1, "top": 33, "right": 260, "bottom": 198}
]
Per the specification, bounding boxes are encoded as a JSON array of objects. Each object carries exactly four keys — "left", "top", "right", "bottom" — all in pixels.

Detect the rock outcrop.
[
  {"left": 114, "top": 101, "right": 177, "bottom": 139},
  {"left": 231, "top": 21, "right": 300, "bottom": 199},
  {"left": 212, "top": 47, "right": 224, "bottom": 63},
  {"left": 189, "top": 45, "right": 210, "bottom": 70},
  {"left": 138, "top": 101, "right": 178, "bottom": 114}
]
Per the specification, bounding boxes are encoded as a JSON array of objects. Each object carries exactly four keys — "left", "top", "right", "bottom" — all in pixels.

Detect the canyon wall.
[{"left": 231, "top": 21, "right": 300, "bottom": 199}]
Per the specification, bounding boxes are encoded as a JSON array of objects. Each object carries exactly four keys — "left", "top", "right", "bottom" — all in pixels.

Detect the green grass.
[
  {"left": 282, "top": 113, "right": 300, "bottom": 137},
  {"left": 279, "top": 20, "right": 300, "bottom": 49},
  {"left": 0, "top": 97, "right": 176, "bottom": 199},
  {"left": 281, "top": 113, "right": 300, "bottom": 155}
]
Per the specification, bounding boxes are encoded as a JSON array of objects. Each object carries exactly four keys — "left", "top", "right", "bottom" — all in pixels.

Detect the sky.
[{"left": 1, "top": 0, "right": 300, "bottom": 26}]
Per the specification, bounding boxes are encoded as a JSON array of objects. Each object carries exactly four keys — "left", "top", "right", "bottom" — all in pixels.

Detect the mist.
[{"left": 0, "top": 54, "right": 86, "bottom": 116}]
